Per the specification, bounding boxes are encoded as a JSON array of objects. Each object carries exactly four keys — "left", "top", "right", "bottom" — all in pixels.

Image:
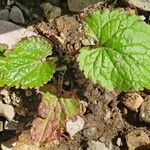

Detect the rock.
[
  {"left": 121, "top": 93, "right": 144, "bottom": 111},
  {"left": 0, "top": 120, "right": 3, "bottom": 132},
  {"left": 127, "top": 0, "right": 150, "bottom": 11},
  {"left": 0, "top": 101, "right": 15, "bottom": 121},
  {"left": 87, "top": 140, "right": 112, "bottom": 150},
  {"left": 104, "top": 110, "right": 111, "bottom": 121},
  {"left": 1, "top": 137, "right": 17, "bottom": 150},
  {"left": 4, "top": 120, "right": 18, "bottom": 130},
  {"left": 125, "top": 130, "right": 150, "bottom": 150},
  {"left": 139, "top": 15, "right": 146, "bottom": 21},
  {"left": 4, "top": 120, "right": 24, "bottom": 132},
  {"left": 46, "top": 0, "right": 61, "bottom": 6},
  {"left": 15, "top": 1, "right": 30, "bottom": 16},
  {"left": 11, "top": 92, "right": 21, "bottom": 106},
  {"left": 7, "top": 0, "right": 14, "bottom": 6},
  {"left": 25, "top": 89, "right": 32, "bottom": 97},
  {"left": 9, "top": 6, "right": 25, "bottom": 24},
  {"left": 66, "top": 116, "right": 84, "bottom": 137},
  {"left": 0, "top": 9, "right": 9, "bottom": 20},
  {"left": 140, "top": 99, "right": 150, "bottom": 123},
  {"left": 0, "top": 88, "right": 11, "bottom": 104},
  {"left": 0, "top": 20, "right": 36, "bottom": 49},
  {"left": 68, "top": 0, "right": 103, "bottom": 12},
  {"left": 81, "top": 37, "right": 96, "bottom": 46},
  {"left": 116, "top": 138, "right": 122, "bottom": 147},
  {"left": 81, "top": 39, "right": 91, "bottom": 46},
  {"left": 83, "top": 126, "right": 97, "bottom": 138},
  {"left": 41, "top": 3, "right": 61, "bottom": 21}
]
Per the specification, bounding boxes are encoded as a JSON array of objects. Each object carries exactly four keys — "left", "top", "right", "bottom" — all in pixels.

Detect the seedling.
[
  {"left": 0, "top": 37, "right": 56, "bottom": 88},
  {"left": 77, "top": 9, "right": 150, "bottom": 91},
  {"left": 30, "top": 91, "right": 83, "bottom": 143}
]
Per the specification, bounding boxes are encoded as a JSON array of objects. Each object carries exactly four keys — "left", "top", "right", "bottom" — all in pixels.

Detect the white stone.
[
  {"left": 127, "top": 0, "right": 150, "bottom": 11},
  {"left": 0, "top": 20, "right": 36, "bottom": 49},
  {"left": 1, "top": 138, "right": 17, "bottom": 150},
  {"left": 66, "top": 116, "right": 84, "bottom": 137},
  {"left": 9, "top": 6, "right": 25, "bottom": 24},
  {"left": 87, "top": 140, "right": 112, "bottom": 150},
  {"left": 0, "top": 100, "right": 15, "bottom": 121}
]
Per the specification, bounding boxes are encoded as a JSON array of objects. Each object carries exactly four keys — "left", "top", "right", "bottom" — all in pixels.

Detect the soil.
[{"left": 0, "top": 0, "right": 150, "bottom": 150}]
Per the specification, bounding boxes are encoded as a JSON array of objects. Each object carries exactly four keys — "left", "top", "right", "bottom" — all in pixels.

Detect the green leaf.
[
  {"left": 77, "top": 9, "right": 150, "bottom": 91},
  {"left": 0, "top": 37, "right": 56, "bottom": 88},
  {"left": 30, "top": 92, "right": 83, "bottom": 144}
]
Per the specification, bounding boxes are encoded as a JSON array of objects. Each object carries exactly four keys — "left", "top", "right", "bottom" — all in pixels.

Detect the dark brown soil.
[{"left": 0, "top": 0, "right": 150, "bottom": 150}]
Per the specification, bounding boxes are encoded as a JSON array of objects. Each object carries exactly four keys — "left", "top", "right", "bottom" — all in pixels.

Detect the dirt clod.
[
  {"left": 125, "top": 130, "right": 150, "bottom": 150},
  {"left": 140, "top": 98, "right": 150, "bottom": 123},
  {"left": 120, "top": 93, "right": 144, "bottom": 111},
  {"left": 87, "top": 140, "right": 112, "bottom": 150}
]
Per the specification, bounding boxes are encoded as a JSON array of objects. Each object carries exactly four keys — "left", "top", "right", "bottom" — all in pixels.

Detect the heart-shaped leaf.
[
  {"left": 0, "top": 37, "right": 56, "bottom": 88},
  {"left": 77, "top": 9, "right": 150, "bottom": 91}
]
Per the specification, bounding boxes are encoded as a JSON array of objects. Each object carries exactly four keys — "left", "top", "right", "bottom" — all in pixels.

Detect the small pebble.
[
  {"left": 81, "top": 37, "right": 95, "bottom": 46},
  {"left": 116, "top": 138, "right": 122, "bottom": 147},
  {"left": 139, "top": 15, "right": 146, "bottom": 21},
  {"left": 4, "top": 120, "right": 24, "bottom": 132},
  {"left": 7, "top": 0, "right": 14, "bottom": 6},
  {"left": 1, "top": 137, "right": 17, "bottom": 150},
  {"left": 126, "top": 130, "right": 150, "bottom": 150},
  {"left": 9, "top": 6, "right": 25, "bottom": 24},
  {"left": 140, "top": 99, "right": 150, "bottom": 123},
  {"left": 11, "top": 92, "right": 20, "bottom": 106},
  {"left": 66, "top": 116, "right": 84, "bottom": 137},
  {"left": 41, "top": 3, "right": 61, "bottom": 21},
  {"left": 4, "top": 120, "right": 18, "bottom": 130},
  {"left": 83, "top": 126, "right": 97, "bottom": 138},
  {"left": 25, "top": 90, "right": 32, "bottom": 97},
  {"left": 99, "top": 137, "right": 106, "bottom": 143},
  {"left": 121, "top": 93, "right": 144, "bottom": 111},
  {"left": 0, "top": 120, "right": 3, "bottom": 132},
  {"left": 0, "top": 101, "right": 15, "bottom": 121},
  {"left": 87, "top": 140, "right": 112, "bottom": 150},
  {"left": 81, "top": 39, "right": 91, "bottom": 46},
  {"left": 127, "top": 0, "right": 150, "bottom": 12},
  {"left": 73, "top": 42, "right": 81, "bottom": 50},
  {"left": 0, "top": 89, "right": 11, "bottom": 104},
  {"left": 0, "top": 9, "right": 9, "bottom": 21},
  {"left": 104, "top": 110, "right": 111, "bottom": 120}
]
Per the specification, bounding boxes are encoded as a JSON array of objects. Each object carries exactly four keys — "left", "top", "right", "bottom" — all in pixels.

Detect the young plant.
[
  {"left": 77, "top": 9, "right": 150, "bottom": 91},
  {"left": 0, "top": 37, "right": 56, "bottom": 88},
  {"left": 0, "top": 37, "right": 84, "bottom": 144},
  {"left": 30, "top": 91, "right": 83, "bottom": 144}
]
